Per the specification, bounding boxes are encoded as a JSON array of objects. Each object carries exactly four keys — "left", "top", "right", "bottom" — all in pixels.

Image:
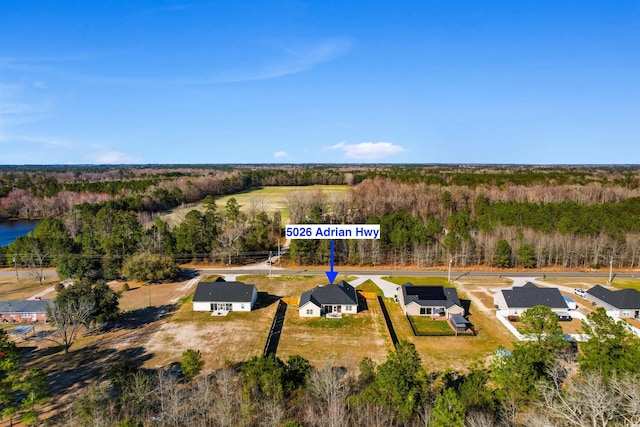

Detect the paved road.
[
  {"left": 1, "top": 267, "right": 636, "bottom": 281},
  {"left": 197, "top": 267, "right": 638, "bottom": 279}
]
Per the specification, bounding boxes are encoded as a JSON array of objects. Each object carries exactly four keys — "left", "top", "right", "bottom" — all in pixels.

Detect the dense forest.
[{"left": 1, "top": 165, "right": 639, "bottom": 278}]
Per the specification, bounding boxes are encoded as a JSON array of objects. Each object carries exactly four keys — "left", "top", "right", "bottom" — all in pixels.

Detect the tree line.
[
  {"left": 1, "top": 195, "right": 280, "bottom": 282},
  {"left": 288, "top": 178, "right": 640, "bottom": 268}
]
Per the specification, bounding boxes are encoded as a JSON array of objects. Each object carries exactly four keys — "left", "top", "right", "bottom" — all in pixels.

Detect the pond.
[{"left": 0, "top": 220, "right": 39, "bottom": 247}]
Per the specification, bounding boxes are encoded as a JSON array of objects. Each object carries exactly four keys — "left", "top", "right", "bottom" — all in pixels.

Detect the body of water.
[{"left": 0, "top": 220, "right": 39, "bottom": 247}]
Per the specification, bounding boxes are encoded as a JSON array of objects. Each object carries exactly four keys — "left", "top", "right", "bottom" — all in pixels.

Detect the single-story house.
[
  {"left": 299, "top": 280, "right": 358, "bottom": 317},
  {"left": 493, "top": 282, "right": 568, "bottom": 316},
  {"left": 398, "top": 283, "right": 464, "bottom": 318},
  {"left": 192, "top": 279, "right": 258, "bottom": 312},
  {"left": 0, "top": 300, "right": 51, "bottom": 323},
  {"left": 585, "top": 285, "right": 640, "bottom": 319}
]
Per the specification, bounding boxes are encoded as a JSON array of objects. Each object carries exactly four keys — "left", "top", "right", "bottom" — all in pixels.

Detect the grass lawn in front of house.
[
  {"left": 382, "top": 276, "right": 453, "bottom": 287},
  {"left": 356, "top": 279, "right": 385, "bottom": 296}
]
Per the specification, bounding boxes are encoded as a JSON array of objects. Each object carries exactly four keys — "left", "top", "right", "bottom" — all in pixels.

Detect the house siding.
[
  {"left": 585, "top": 294, "right": 627, "bottom": 317},
  {"left": 0, "top": 313, "right": 47, "bottom": 323},
  {"left": 299, "top": 302, "right": 321, "bottom": 317},
  {"left": 193, "top": 288, "right": 257, "bottom": 312}
]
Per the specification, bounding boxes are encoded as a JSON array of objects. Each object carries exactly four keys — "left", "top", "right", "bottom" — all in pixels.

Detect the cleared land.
[
  {"left": 276, "top": 297, "right": 392, "bottom": 370},
  {"left": 0, "top": 275, "right": 58, "bottom": 300},
  {"left": 159, "top": 185, "right": 349, "bottom": 227}
]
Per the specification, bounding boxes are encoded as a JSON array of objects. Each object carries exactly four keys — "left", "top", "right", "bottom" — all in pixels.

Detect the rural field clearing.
[
  {"left": 0, "top": 275, "right": 58, "bottom": 300},
  {"left": 158, "top": 185, "right": 349, "bottom": 227}
]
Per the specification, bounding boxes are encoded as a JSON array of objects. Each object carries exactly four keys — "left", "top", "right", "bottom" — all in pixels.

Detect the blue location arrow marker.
[{"left": 326, "top": 239, "right": 338, "bottom": 284}]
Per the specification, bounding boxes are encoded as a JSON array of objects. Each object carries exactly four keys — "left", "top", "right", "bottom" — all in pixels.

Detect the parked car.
[
  {"left": 574, "top": 288, "right": 587, "bottom": 298},
  {"left": 557, "top": 312, "right": 573, "bottom": 322}
]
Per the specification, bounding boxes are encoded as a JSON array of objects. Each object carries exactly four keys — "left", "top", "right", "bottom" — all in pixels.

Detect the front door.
[{"left": 335, "top": 305, "right": 342, "bottom": 313}]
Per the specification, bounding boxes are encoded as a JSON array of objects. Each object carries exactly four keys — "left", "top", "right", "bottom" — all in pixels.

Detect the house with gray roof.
[
  {"left": 586, "top": 285, "right": 640, "bottom": 319},
  {"left": 299, "top": 281, "right": 358, "bottom": 317},
  {"left": 192, "top": 279, "right": 257, "bottom": 313},
  {"left": 0, "top": 300, "right": 51, "bottom": 323},
  {"left": 398, "top": 283, "right": 464, "bottom": 318},
  {"left": 493, "top": 282, "right": 568, "bottom": 315}
]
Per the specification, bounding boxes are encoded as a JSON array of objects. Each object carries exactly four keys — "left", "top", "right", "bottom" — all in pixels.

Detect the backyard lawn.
[
  {"left": 407, "top": 317, "right": 454, "bottom": 335},
  {"left": 276, "top": 296, "right": 391, "bottom": 370},
  {"left": 382, "top": 290, "right": 513, "bottom": 371}
]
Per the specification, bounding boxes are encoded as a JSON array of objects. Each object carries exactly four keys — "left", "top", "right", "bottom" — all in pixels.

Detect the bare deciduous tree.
[{"left": 45, "top": 296, "right": 95, "bottom": 354}]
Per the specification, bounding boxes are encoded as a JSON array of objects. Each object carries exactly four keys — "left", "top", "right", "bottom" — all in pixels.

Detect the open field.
[
  {"left": 0, "top": 276, "right": 58, "bottom": 300},
  {"left": 143, "top": 293, "right": 278, "bottom": 369},
  {"left": 159, "top": 185, "right": 349, "bottom": 227},
  {"left": 235, "top": 274, "right": 351, "bottom": 299},
  {"left": 111, "top": 279, "right": 198, "bottom": 311},
  {"left": 276, "top": 297, "right": 391, "bottom": 370}
]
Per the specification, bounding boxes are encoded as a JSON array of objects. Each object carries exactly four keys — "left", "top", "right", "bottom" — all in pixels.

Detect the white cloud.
[
  {"left": 274, "top": 151, "right": 289, "bottom": 159},
  {"left": 326, "top": 141, "right": 406, "bottom": 160},
  {"left": 93, "top": 150, "right": 135, "bottom": 164}
]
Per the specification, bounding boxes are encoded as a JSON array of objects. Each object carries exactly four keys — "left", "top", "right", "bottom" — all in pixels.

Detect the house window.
[
  {"left": 345, "top": 305, "right": 352, "bottom": 311},
  {"left": 21, "top": 313, "right": 33, "bottom": 318},
  {"left": 623, "top": 311, "right": 631, "bottom": 316},
  {"left": 241, "top": 304, "right": 245, "bottom": 310},
  {"left": 419, "top": 307, "right": 427, "bottom": 315},
  {"left": 306, "top": 309, "right": 313, "bottom": 315}
]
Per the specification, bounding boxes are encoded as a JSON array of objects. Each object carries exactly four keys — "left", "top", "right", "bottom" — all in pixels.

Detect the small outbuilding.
[
  {"left": 448, "top": 314, "right": 474, "bottom": 335},
  {"left": 192, "top": 279, "right": 258, "bottom": 313}
]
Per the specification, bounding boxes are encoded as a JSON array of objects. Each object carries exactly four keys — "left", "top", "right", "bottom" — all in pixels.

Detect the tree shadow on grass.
[{"left": 110, "top": 304, "right": 178, "bottom": 330}]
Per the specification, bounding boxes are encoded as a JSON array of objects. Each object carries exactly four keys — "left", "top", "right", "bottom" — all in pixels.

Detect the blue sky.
[{"left": 1, "top": 1, "right": 639, "bottom": 165}]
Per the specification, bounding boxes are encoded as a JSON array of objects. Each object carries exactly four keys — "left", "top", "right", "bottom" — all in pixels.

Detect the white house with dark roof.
[
  {"left": 0, "top": 300, "right": 51, "bottom": 323},
  {"left": 192, "top": 279, "right": 257, "bottom": 312},
  {"left": 299, "top": 281, "right": 358, "bottom": 317},
  {"left": 397, "top": 283, "right": 464, "bottom": 318},
  {"left": 586, "top": 285, "right": 640, "bottom": 319},
  {"left": 493, "top": 282, "right": 568, "bottom": 316}
]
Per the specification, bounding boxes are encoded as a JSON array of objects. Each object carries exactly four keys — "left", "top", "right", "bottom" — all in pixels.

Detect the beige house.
[
  {"left": 398, "top": 283, "right": 464, "bottom": 319},
  {"left": 493, "top": 282, "right": 568, "bottom": 316}
]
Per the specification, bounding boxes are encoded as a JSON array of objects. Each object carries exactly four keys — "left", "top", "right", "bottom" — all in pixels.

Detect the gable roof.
[
  {"left": 299, "top": 280, "right": 358, "bottom": 308},
  {"left": 0, "top": 300, "right": 51, "bottom": 314},
  {"left": 401, "top": 283, "right": 461, "bottom": 309},
  {"left": 500, "top": 282, "right": 568, "bottom": 309},
  {"left": 192, "top": 281, "right": 256, "bottom": 303},
  {"left": 587, "top": 285, "right": 640, "bottom": 309}
]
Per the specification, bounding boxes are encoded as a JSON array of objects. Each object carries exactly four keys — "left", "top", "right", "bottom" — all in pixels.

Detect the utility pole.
[
  {"left": 13, "top": 255, "right": 19, "bottom": 283},
  {"left": 448, "top": 258, "right": 453, "bottom": 283},
  {"left": 148, "top": 283, "right": 151, "bottom": 308},
  {"left": 269, "top": 251, "right": 273, "bottom": 279},
  {"left": 608, "top": 257, "right": 613, "bottom": 285}
]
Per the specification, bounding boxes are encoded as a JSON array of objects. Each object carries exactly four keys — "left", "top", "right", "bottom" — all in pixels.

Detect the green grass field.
[
  {"left": 159, "top": 185, "right": 349, "bottom": 227},
  {"left": 408, "top": 317, "right": 454, "bottom": 335}
]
